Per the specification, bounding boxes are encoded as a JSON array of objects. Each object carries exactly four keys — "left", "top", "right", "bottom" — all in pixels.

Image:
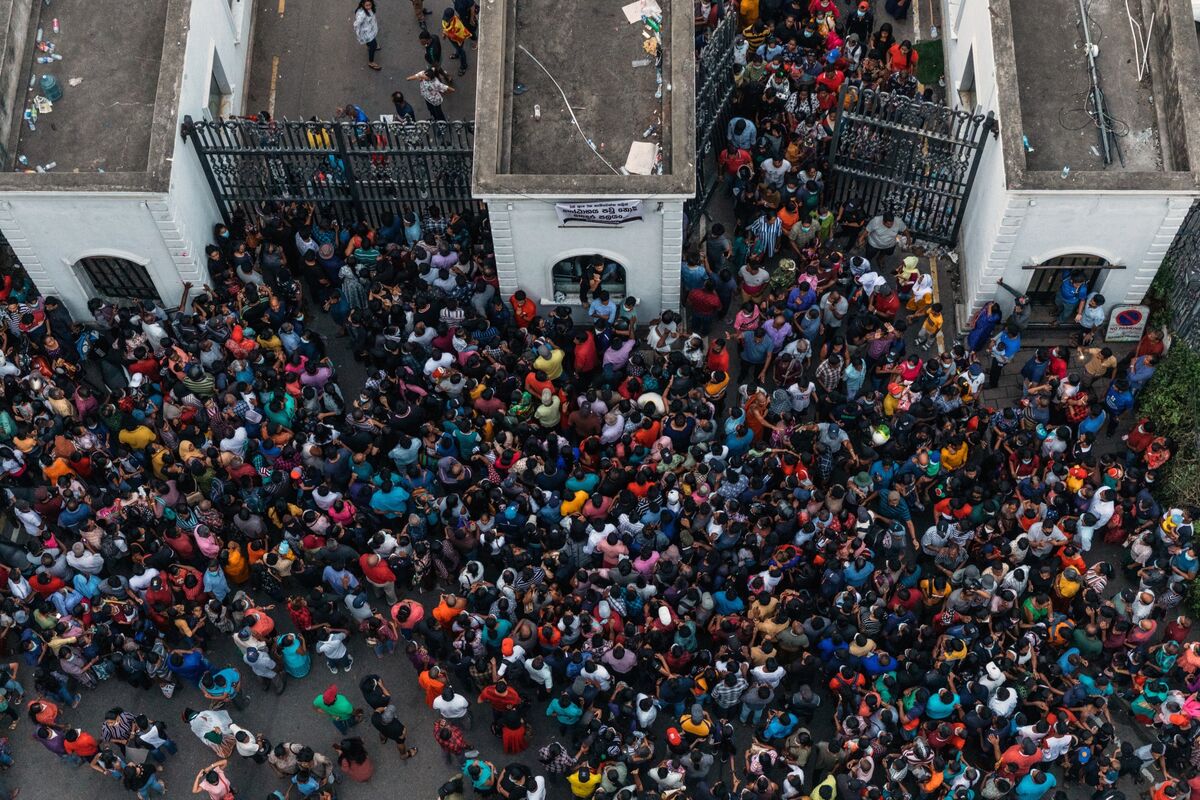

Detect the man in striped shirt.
[{"left": 748, "top": 212, "right": 783, "bottom": 258}]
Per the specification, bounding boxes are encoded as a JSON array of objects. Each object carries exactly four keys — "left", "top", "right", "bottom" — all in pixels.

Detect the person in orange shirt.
[
  {"left": 418, "top": 665, "right": 446, "bottom": 707},
  {"left": 431, "top": 594, "right": 465, "bottom": 629}
]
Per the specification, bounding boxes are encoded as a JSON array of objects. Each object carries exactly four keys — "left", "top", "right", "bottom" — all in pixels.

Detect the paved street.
[{"left": 243, "top": 0, "right": 479, "bottom": 122}]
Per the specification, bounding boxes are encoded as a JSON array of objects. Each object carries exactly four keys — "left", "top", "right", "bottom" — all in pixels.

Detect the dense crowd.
[{"left": 0, "top": 1, "right": 1192, "bottom": 800}]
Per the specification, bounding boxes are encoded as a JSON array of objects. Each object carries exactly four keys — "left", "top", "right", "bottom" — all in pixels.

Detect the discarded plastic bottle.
[
  {"left": 42, "top": 161, "right": 56, "bottom": 171},
  {"left": 50, "top": 53, "right": 62, "bottom": 60},
  {"left": 642, "top": 122, "right": 659, "bottom": 138},
  {"left": 40, "top": 74, "right": 63, "bottom": 102},
  {"left": 35, "top": 55, "right": 53, "bottom": 64},
  {"left": 533, "top": 104, "right": 541, "bottom": 120},
  {"left": 1061, "top": 165, "right": 1070, "bottom": 179},
  {"left": 16, "top": 155, "right": 28, "bottom": 166},
  {"left": 52, "top": 18, "right": 59, "bottom": 33},
  {"left": 36, "top": 27, "right": 43, "bottom": 41}
]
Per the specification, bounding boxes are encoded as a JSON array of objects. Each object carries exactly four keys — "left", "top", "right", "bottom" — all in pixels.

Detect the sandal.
[{"left": 368, "top": 63, "right": 382, "bottom": 71}]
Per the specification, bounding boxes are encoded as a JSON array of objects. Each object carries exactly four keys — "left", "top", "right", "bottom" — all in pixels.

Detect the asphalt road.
[{"left": 242, "top": 0, "right": 479, "bottom": 123}]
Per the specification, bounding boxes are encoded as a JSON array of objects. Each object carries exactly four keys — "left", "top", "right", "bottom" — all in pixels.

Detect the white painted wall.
[
  {"left": 972, "top": 193, "right": 1193, "bottom": 311},
  {"left": 0, "top": 0, "right": 252, "bottom": 319},
  {"left": 941, "top": 0, "right": 1197, "bottom": 324},
  {"left": 483, "top": 197, "right": 685, "bottom": 321},
  {"left": 0, "top": 193, "right": 193, "bottom": 318},
  {"left": 942, "top": 0, "right": 999, "bottom": 117},
  {"left": 169, "top": 0, "right": 255, "bottom": 293}
]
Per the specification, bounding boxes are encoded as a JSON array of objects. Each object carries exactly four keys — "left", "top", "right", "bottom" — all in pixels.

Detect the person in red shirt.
[
  {"left": 477, "top": 680, "right": 521, "bottom": 721},
  {"left": 63, "top": 727, "right": 100, "bottom": 761},
  {"left": 509, "top": 291, "right": 536, "bottom": 328},
  {"left": 572, "top": 330, "right": 599, "bottom": 376},
  {"left": 30, "top": 572, "right": 65, "bottom": 598},
  {"left": 888, "top": 40, "right": 919, "bottom": 73},
  {"left": 717, "top": 143, "right": 752, "bottom": 179},
  {"left": 871, "top": 285, "right": 900, "bottom": 321},
  {"left": 705, "top": 338, "right": 731, "bottom": 374},
  {"left": 997, "top": 739, "right": 1043, "bottom": 778},
  {"left": 359, "top": 553, "right": 397, "bottom": 604},
  {"left": 687, "top": 281, "right": 723, "bottom": 337},
  {"left": 815, "top": 66, "right": 845, "bottom": 94}
]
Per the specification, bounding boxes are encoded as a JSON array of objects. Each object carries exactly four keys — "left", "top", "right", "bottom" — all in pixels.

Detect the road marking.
[
  {"left": 278, "top": 0, "right": 285, "bottom": 15},
  {"left": 929, "top": 252, "right": 945, "bottom": 353},
  {"left": 268, "top": 56, "right": 279, "bottom": 118}
]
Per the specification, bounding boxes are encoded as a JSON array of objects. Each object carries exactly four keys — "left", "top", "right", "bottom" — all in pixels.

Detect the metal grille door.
[
  {"left": 76, "top": 257, "right": 161, "bottom": 303},
  {"left": 181, "top": 116, "right": 478, "bottom": 228},
  {"left": 828, "top": 88, "right": 995, "bottom": 245},
  {"left": 685, "top": 12, "right": 738, "bottom": 234}
]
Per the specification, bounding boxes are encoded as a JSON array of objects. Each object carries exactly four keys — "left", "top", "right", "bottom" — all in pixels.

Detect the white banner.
[{"left": 554, "top": 200, "right": 644, "bottom": 225}]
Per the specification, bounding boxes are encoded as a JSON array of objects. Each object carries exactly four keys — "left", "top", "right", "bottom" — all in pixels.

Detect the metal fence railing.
[{"left": 181, "top": 116, "right": 479, "bottom": 229}]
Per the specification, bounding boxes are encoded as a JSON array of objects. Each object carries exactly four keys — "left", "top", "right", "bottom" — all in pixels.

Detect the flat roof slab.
[
  {"left": 507, "top": 0, "right": 668, "bottom": 176},
  {"left": 1010, "top": 0, "right": 1161, "bottom": 173},
  {"left": 12, "top": 0, "right": 166, "bottom": 173}
]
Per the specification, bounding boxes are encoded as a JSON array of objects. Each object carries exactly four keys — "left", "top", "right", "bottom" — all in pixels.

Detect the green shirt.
[{"left": 313, "top": 693, "right": 355, "bottom": 720}]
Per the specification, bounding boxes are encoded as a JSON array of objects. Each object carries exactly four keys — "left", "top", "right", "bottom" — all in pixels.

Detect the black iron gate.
[
  {"left": 1161, "top": 200, "right": 1200, "bottom": 348},
  {"left": 827, "top": 89, "right": 995, "bottom": 245},
  {"left": 685, "top": 11, "right": 738, "bottom": 235},
  {"left": 181, "top": 116, "right": 478, "bottom": 228}
]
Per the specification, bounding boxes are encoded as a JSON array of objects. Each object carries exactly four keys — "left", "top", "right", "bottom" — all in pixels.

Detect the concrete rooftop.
[
  {"left": 507, "top": 0, "right": 667, "bottom": 176},
  {"left": 473, "top": 0, "right": 695, "bottom": 197},
  {"left": 1009, "top": 0, "right": 1160, "bottom": 173},
  {"left": 6, "top": 0, "right": 167, "bottom": 174},
  {"left": 991, "top": 0, "right": 1200, "bottom": 191}
]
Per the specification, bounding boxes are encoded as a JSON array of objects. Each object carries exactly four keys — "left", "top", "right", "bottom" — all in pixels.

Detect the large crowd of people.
[{"left": 0, "top": 1, "right": 1192, "bottom": 800}]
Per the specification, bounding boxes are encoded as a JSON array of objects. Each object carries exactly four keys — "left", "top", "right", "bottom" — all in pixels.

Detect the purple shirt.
[
  {"left": 602, "top": 338, "right": 636, "bottom": 369},
  {"left": 761, "top": 320, "right": 793, "bottom": 351}
]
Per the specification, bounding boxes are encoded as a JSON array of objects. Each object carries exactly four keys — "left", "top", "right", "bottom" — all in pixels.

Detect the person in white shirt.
[
  {"left": 433, "top": 686, "right": 473, "bottom": 728},
  {"left": 315, "top": 627, "right": 353, "bottom": 673},
  {"left": 634, "top": 694, "right": 658, "bottom": 731}
]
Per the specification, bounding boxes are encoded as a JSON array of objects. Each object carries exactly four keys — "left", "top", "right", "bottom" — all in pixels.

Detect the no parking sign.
[{"left": 1105, "top": 304, "right": 1150, "bottom": 342}]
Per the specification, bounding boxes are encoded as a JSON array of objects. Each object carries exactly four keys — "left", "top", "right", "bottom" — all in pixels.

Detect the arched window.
[
  {"left": 550, "top": 254, "right": 627, "bottom": 304},
  {"left": 74, "top": 256, "right": 161, "bottom": 303},
  {"left": 1025, "top": 253, "right": 1109, "bottom": 304}
]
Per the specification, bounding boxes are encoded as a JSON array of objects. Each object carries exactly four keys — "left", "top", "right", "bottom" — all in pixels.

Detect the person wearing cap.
[{"left": 312, "top": 685, "right": 360, "bottom": 733}]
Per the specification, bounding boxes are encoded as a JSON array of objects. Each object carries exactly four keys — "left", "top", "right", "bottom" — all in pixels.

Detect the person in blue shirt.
[
  {"left": 681, "top": 249, "right": 711, "bottom": 293},
  {"left": 1056, "top": 269, "right": 1090, "bottom": 323},
  {"left": 545, "top": 692, "right": 583, "bottom": 730},
  {"left": 1015, "top": 768, "right": 1056, "bottom": 800},
  {"left": 926, "top": 686, "right": 960, "bottom": 720},
  {"left": 761, "top": 709, "right": 800, "bottom": 742},
  {"left": 1103, "top": 378, "right": 1135, "bottom": 437},
  {"left": 1127, "top": 353, "right": 1158, "bottom": 394},
  {"left": 843, "top": 556, "right": 874, "bottom": 588},
  {"left": 369, "top": 480, "right": 410, "bottom": 518},
  {"left": 987, "top": 322, "right": 1022, "bottom": 389},
  {"left": 726, "top": 117, "right": 757, "bottom": 150},
  {"left": 1078, "top": 404, "right": 1108, "bottom": 438},
  {"left": 587, "top": 291, "right": 617, "bottom": 324},
  {"left": 738, "top": 328, "right": 774, "bottom": 384},
  {"left": 167, "top": 648, "right": 211, "bottom": 685}
]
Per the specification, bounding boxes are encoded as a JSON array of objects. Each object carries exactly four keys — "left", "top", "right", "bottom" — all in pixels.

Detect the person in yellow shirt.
[
  {"left": 560, "top": 491, "right": 588, "bottom": 516},
  {"left": 567, "top": 766, "right": 602, "bottom": 798},
  {"left": 915, "top": 302, "right": 943, "bottom": 351},
  {"left": 939, "top": 439, "right": 968, "bottom": 472},
  {"left": 679, "top": 704, "right": 713, "bottom": 739},
  {"left": 117, "top": 420, "right": 157, "bottom": 450},
  {"left": 533, "top": 344, "right": 565, "bottom": 381}
]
